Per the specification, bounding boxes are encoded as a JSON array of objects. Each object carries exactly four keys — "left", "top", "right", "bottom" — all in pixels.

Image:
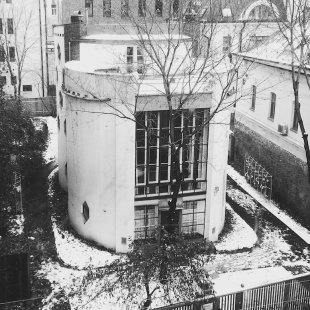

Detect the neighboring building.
[
  {"left": 231, "top": 32, "right": 310, "bottom": 221},
  {"left": 0, "top": 0, "right": 60, "bottom": 114},
  {"left": 54, "top": 17, "right": 230, "bottom": 252}
]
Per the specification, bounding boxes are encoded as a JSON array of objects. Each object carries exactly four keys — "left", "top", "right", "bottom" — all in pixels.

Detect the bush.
[{"left": 0, "top": 95, "right": 48, "bottom": 208}]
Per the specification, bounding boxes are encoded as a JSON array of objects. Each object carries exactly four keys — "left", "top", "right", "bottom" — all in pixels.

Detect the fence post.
[
  {"left": 283, "top": 280, "right": 291, "bottom": 310},
  {"left": 235, "top": 292, "right": 243, "bottom": 310}
]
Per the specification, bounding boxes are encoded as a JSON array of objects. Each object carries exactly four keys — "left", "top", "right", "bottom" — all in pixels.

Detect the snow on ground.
[
  {"left": 215, "top": 204, "right": 257, "bottom": 252},
  {"left": 213, "top": 267, "right": 292, "bottom": 295},
  {"left": 8, "top": 214, "right": 24, "bottom": 236},
  {"left": 34, "top": 116, "right": 57, "bottom": 164},
  {"left": 227, "top": 165, "right": 310, "bottom": 244},
  {"left": 52, "top": 217, "right": 117, "bottom": 269}
]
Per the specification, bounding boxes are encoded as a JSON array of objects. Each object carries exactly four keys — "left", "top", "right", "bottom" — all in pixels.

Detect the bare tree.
[
  {"left": 271, "top": 0, "right": 310, "bottom": 182},
  {"left": 0, "top": 1, "right": 39, "bottom": 97}
]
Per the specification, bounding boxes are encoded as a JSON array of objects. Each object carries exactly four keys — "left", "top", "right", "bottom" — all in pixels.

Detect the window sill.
[
  {"left": 268, "top": 117, "right": 274, "bottom": 122},
  {"left": 290, "top": 127, "right": 298, "bottom": 133}
]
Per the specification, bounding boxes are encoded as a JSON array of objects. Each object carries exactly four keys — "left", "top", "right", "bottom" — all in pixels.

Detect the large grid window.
[
  {"left": 135, "top": 109, "right": 207, "bottom": 197},
  {"left": 181, "top": 201, "right": 205, "bottom": 236},
  {"left": 134, "top": 206, "right": 157, "bottom": 239},
  {"left": 269, "top": 92, "right": 276, "bottom": 120}
]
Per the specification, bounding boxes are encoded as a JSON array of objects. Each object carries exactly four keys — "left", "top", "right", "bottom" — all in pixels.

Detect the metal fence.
[
  {"left": 244, "top": 155, "right": 272, "bottom": 199},
  {"left": 154, "top": 273, "right": 310, "bottom": 310},
  {"left": 21, "top": 97, "right": 56, "bottom": 117}
]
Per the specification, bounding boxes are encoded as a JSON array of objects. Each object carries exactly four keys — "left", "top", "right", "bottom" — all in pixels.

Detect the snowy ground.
[{"left": 35, "top": 118, "right": 310, "bottom": 309}]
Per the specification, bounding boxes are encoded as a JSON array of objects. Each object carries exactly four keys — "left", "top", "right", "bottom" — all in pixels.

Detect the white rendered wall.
[
  {"left": 236, "top": 61, "right": 310, "bottom": 163},
  {"left": 64, "top": 65, "right": 135, "bottom": 252}
]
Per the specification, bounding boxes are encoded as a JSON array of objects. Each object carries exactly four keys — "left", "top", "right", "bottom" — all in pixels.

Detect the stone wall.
[{"left": 232, "top": 121, "right": 310, "bottom": 222}]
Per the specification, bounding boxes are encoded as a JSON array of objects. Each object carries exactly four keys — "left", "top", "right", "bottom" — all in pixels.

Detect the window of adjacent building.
[
  {"left": 103, "top": 0, "right": 111, "bottom": 17},
  {"left": 23, "top": 85, "right": 32, "bottom": 92},
  {"left": 9, "top": 46, "right": 15, "bottom": 62},
  {"left": 11, "top": 75, "right": 16, "bottom": 85},
  {"left": 0, "top": 47, "right": 5, "bottom": 62},
  {"left": 155, "top": 0, "right": 163, "bottom": 17},
  {"left": 222, "top": 35, "right": 231, "bottom": 53},
  {"left": 135, "top": 109, "right": 207, "bottom": 196},
  {"left": 134, "top": 206, "right": 157, "bottom": 239},
  {"left": 269, "top": 92, "right": 276, "bottom": 120},
  {"left": 51, "top": 3, "right": 57, "bottom": 15},
  {"left": 250, "top": 85, "right": 256, "bottom": 110},
  {"left": 57, "top": 44, "right": 61, "bottom": 62},
  {"left": 48, "top": 85, "right": 56, "bottom": 96},
  {"left": 138, "top": 0, "right": 146, "bottom": 17},
  {"left": 291, "top": 101, "right": 299, "bottom": 131},
  {"left": 121, "top": 0, "right": 129, "bottom": 17},
  {"left": 59, "top": 90, "right": 63, "bottom": 108},
  {"left": 181, "top": 201, "right": 205, "bottom": 235},
  {"left": 82, "top": 201, "right": 90, "bottom": 223},
  {"left": 126, "top": 46, "right": 134, "bottom": 73},
  {"left": 137, "top": 47, "right": 145, "bottom": 74},
  {"left": 85, "top": 0, "right": 94, "bottom": 17},
  {"left": 0, "top": 76, "right": 6, "bottom": 86},
  {"left": 0, "top": 19, "right": 3, "bottom": 34},
  {"left": 173, "top": 0, "right": 179, "bottom": 15},
  {"left": 64, "top": 119, "right": 67, "bottom": 135},
  {"left": 7, "top": 18, "right": 13, "bottom": 34}
]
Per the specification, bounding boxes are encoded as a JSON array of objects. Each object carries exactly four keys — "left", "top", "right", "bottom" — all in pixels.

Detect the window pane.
[
  {"left": 160, "top": 146, "right": 168, "bottom": 164},
  {"left": 137, "top": 149, "right": 145, "bottom": 164},
  {"left": 149, "top": 147, "right": 157, "bottom": 164},
  {"left": 148, "top": 165, "right": 157, "bottom": 182},
  {"left": 160, "top": 110, "right": 169, "bottom": 128},
  {"left": 136, "top": 130, "right": 145, "bottom": 147}
]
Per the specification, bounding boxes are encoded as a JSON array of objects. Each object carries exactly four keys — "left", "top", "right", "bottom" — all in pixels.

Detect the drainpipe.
[
  {"left": 43, "top": 0, "right": 50, "bottom": 95},
  {"left": 38, "top": 0, "right": 45, "bottom": 97}
]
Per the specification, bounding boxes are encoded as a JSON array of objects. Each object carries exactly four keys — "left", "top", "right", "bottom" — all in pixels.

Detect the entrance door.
[{"left": 160, "top": 210, "right": 181, "bottom": 234}]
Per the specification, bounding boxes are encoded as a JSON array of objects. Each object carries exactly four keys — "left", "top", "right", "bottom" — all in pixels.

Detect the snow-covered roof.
[
  {"left": 81, "top": 33, "right": 191, "bottom": 43},
  {"left": 236, "top": 24, "right": 310, "bottom": 70}
]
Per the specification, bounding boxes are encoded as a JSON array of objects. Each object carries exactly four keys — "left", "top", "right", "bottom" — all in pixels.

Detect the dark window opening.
[
  {"left": 0, "top": 19, "right": 3, "bottom": 34},
  {"left": 251, "top": 85, "right": 256, "bottom": 110},
  {"left": 51, "top": 4, "right": 57, "bottom": 15},
  {"left": 138, "top": 0, "right": 146, "bottom": 17},
  {"left": 121, "top": 0, "right": 129, "bottom": 17},
  {"left": 57, "top": 116, "right": 60, "bottom": 130},
  {"left": 82, "top": 201, "right": 89, "bottom": 223},
  {"left": 85, "top": 0, "right": 94, "bottom": 17},
  {"left": 11, "top": 75, "right": 16, "bottom": 85},
  {"left": 59, "top": 91, "right": 63, "bottom": 108},
  {"left": 57, "top": 44, "right": 61, "bottom": 62},
  {"left": 48, "top": 85, "right": 56, "bottom": 96},
  {"left": 9, "top": 47, "right": 15, "bottom": 62},
  {"left": 155, "top": 0, "right": 163, "bottom": 17},
  {"left": 64, "top": 119, "right": 67, "bottom": 135},
  {"left": 127, "top": 46, "right": 134, "bottom": 73},
  {"left": 269, "top": 92, "right": 276, "bottom": 120},
  {"left": 137, "top": 47, "right": 145, "bottom": 74},
  {"left": 173, "top": 0, "right": 179, "bottom": 15},
  {"left": 223, "top": 35, "right": 231, "bottom": 53},
  {"left": 7, "top": 18, "right": 13, "bottom": 34},
  {"left": 103, "top": 0, "right": 111, "bottom": 17},
  {"left": 0, "top": 76, "right": 7, "bottom": 86},
  {"left": 22, "top": 85, "right": 32, "bottom": 92},
  {"left": 0, "top": 47, "right": 5, "bottom": 62}
]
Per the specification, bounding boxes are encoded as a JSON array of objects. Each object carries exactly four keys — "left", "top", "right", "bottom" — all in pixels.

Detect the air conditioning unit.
[{"left": 278, "top": 124, "right": 288, "bottom": 136}]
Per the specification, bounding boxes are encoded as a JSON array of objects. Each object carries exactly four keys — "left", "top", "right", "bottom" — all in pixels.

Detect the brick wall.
[{"left": 232, "top": 121, "right": 310, "bottom": 222}]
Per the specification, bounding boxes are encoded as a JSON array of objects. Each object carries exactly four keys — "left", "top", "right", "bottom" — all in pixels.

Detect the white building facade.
[{"left": 55, "top": 26, "right": 230, "bottom": 252}]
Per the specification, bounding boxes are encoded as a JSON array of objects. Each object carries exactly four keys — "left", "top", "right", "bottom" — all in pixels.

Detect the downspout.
[
  {"left": 43, "top": 0, "right": 50, "bottom": 95},
  {"left": 38, "top": 0, "right": 45, "bottom": 97}
]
